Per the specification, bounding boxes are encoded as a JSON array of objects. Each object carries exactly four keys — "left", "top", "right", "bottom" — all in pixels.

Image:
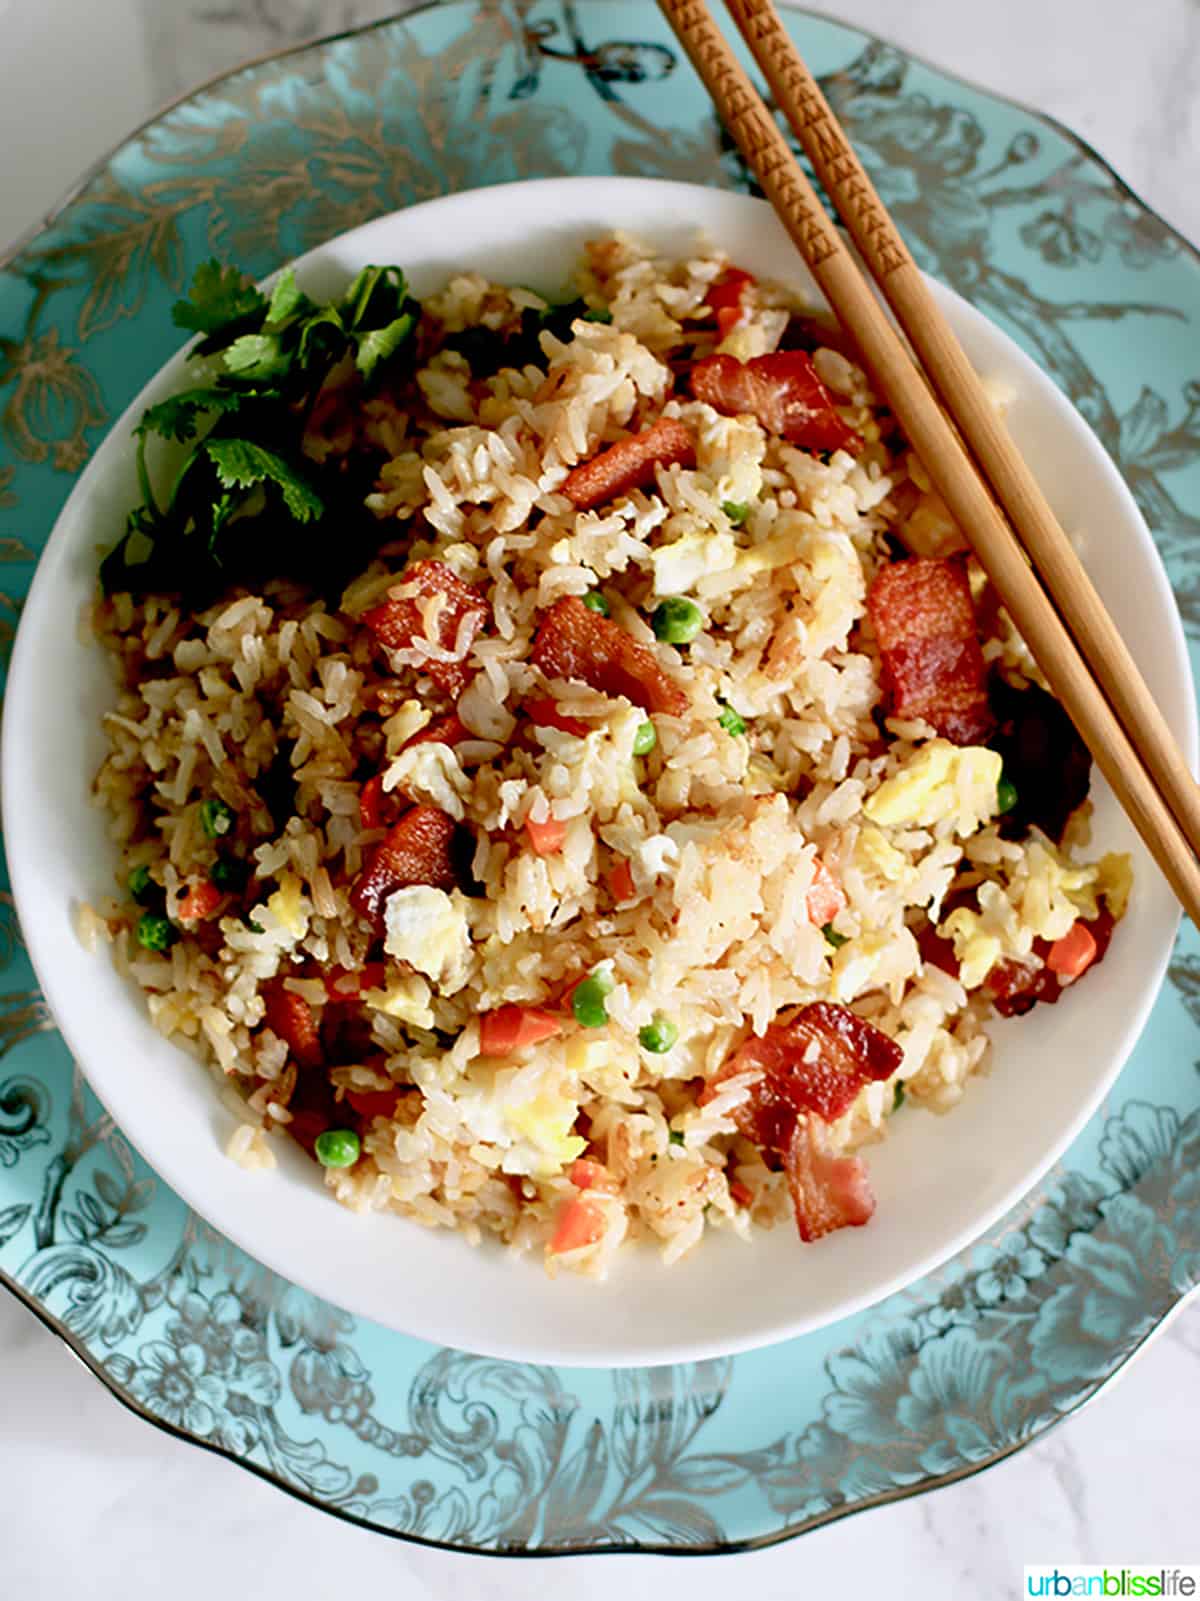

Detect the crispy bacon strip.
[
  {"left": 349, "top": 804, "right": 459, "bottom": 927},
  {"left": 560, "top": 418, "right": 694, "bottom": 512},
  {"left": 362, "top": 560, "right": 489, "bottom": 697},
  {"left": 785, "top": 1120, "right": 876, "bottom": 1242},
  {"left": 531, "top": 596, "right": 688, "bottom": 717},
  {"left": 703, "top": 1001, "right": 901, "bottom": 1242},
  {"left": 867, "top": 556, "right": 993, "bottom": 745},
  {"left": 262, "top": 981, "right": 322, "bottom": 1071},
  {"left": 690, "top": 350, "right": 862, "bottom": 455}
]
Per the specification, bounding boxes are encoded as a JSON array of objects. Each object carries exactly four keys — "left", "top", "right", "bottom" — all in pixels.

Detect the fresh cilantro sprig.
[{"left": 102, "top": 257, "right": 422, "bottom": 597}]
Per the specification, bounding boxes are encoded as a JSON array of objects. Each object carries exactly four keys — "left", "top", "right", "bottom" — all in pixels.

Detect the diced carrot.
[
  {"left": 569, "top": 1158, "right": 619, "bottom": 1194},
  {"left": 479, "top": 1004, "right": 563, "bottom": 1056},
  {"left": 729, "top": 1178, "right": 754, "bottom": 1209},
  {"left": 707, "top": 266, "right": 755, "bottom": 339},
  {"left": 608, "top": 857, "right": 636, "bottom": 903},
  {"left": 345, "top": 1088, "right": 404, "bottom": 1121},
  {"left": 805, "top": 860, "right": 846, "bottom": 927},
  {"left": 177, "top": 879, "right": 225, "bottom": 921},
  {"left": 549, "top": 1194, "right": 606, "bottom": 1254},
  {"left": 525, "top": 814, "right": 568, "bottom": 855},
  {"left": 359, "top": 775, "right": 388, "bottom": 830},
  {"left": 524, "top": 697, "right": 591, "bottom": 737},
  {"left": 1046, "top": 920, "right": 1099, "bottom": 979}
]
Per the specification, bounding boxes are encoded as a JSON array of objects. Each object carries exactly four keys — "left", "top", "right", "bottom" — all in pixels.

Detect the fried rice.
[{"left": 86, "top": 233, "right": 1131, "bottom": 1276}]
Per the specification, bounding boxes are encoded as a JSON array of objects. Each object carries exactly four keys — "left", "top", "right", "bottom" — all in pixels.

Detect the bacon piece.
[
  {"left": 706, "top": 266, "right": 755, "bottom": 338},
  {"left": 322, "top": 963, "right": 387, "bottom": 1000},
  {"left": 524, "top": 697, "right": 591, "bottom": 737},
  {"left": 989, "top": 678, "right": 1091, "bottom": 843},
  {"left": 710, "top": 1001, "right": 903, "bottom": 1129},
  {"left": 867, "top": 556, "right": 994, "bottom": 745},
  {"left": 406, "top": 712, "right": 472, "bottom": 749},
  {"left": 690, "top": 350, "right": 862, "bottom": 454},
  {"left": 532, "top": 596, "right": 687, "bottom": 717},
  {"left": 262, "top": 981, "right": 322, "bottom": 1071},
  {"left": 702, "top": 1002, "right": 898, "bottom": 1242},
  {"left": 349, "top": 804, "right": 458, "bottom": 927},
  {"left": 560, "top": 418, "right": 695, "bottom": 512},
  {"left": 345, "top": 1087, "right": 405, "bottom": 1122},
  {"left": 361, "top": 560, "right": 489, "bottom": 696},
  {"left": 987, "top": 906, "right": 1115, "bottom": 1018},
  {"left": 785, "top": 1120, "right": 876, "bottom": 1243}
]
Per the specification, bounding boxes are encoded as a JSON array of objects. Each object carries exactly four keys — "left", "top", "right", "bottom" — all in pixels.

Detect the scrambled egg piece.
[
  {"left": 361, "top": 973, "right": 435, "bottom": 1029},
  {"left": 855, "top": 825, "right": 910, "bottom": 883},
  {"left": 383, "top": 886, "right": 472, "bottom": 992},
  {"left": 264, "top": 872, "right": 310, "bottom": 942},
  {"left": 650, "top": 530, "right": 737, "bottom": 596},
  {"left": 505, "top": 1092, "right": 587, "bottom": 1176},
  {"left": 864, "top": 741, "right": 1002, "bottom": 835}
]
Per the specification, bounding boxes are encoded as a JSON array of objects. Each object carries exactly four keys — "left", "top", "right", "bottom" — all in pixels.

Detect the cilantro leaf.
[
  {"left": 136, "top": 388, "right": 244, "bottom": 444},
  {"left": 172, "top": 259, "right": 265, "bottom": 335},
  {"left": 223, "top": 333, "right": 290, "bottom": 381},
  {"left": 264, "top": 268, "right": 312, "bottom": 329},
  {"left": 203, "top": 438, "right": 323, "bottom": 523},
  {"left": 342, "top": 264, "right": 406, "bottom": 330},
  {"left": 355, "top": 310, "right": 417, "bottom": 380}
]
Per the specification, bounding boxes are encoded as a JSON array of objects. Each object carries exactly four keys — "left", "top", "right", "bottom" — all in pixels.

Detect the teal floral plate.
[{"left": 2, "top": 0, "right": 1199, "bottom": 1553}]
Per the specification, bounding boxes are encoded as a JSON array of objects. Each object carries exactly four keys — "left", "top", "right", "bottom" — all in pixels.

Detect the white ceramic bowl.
[{"left": 4, "top": 178, "right": 1194, "bottom": 1367}]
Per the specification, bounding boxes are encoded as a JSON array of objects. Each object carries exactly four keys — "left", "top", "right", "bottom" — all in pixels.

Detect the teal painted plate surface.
[{"left": 2, "top": 0, "right": 1199, "bottom": 1553}]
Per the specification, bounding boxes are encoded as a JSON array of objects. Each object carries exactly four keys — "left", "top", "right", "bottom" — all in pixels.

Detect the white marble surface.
[{"left": 2, "top": 0, "right": 1199, "bottom": 1592}]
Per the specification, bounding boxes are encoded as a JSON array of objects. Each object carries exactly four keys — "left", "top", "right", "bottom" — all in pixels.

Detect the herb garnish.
[{"left": 101, "top": 259, "right": 421, "bottom": 598}]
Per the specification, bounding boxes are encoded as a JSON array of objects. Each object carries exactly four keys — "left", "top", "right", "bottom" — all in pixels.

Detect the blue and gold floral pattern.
[{"left": 1, "top": 0, "right": 1199, "bottom": 1554}]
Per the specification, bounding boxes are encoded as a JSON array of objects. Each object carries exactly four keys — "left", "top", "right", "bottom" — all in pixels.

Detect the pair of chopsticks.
[{"left": 656, "top": 0, "right": 1200, "bottom": 926}]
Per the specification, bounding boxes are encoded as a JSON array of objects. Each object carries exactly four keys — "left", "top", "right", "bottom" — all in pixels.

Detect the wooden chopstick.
[
  {"left": 655, "top": 0, "right": 1200, "bottom": 926},
  {"left": 722, "top": 0, "right": 1200, "bottom": 866}
]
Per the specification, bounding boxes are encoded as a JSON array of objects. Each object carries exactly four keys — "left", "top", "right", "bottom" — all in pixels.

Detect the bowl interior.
[{"left": 4, "top": 177, "right": 1193, "bottom": 1367}]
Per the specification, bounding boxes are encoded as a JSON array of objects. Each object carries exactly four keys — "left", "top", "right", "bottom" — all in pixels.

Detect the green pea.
[
  {"left": 135, "top": 913, "right": 177, "bottom": 952},
  {"left": 721, "top": 500, "right": 751, "bottom": 527},
  {"left": 210, "top": 856, "right": 250, "bottom": 892},
  {"left": 997, "top": 776, "right": 1018, "bottom": 815},
  {"left": 314, "top": 1129, "right": 361, "bottom": 1168},
  {"left": 652, "top": 597, "right": 704, "bottom": 645},
  {"left": 581, "top": 590, "right": 610, "bottom": 616},
  {"left": 127, "top": 865, "right": 154, "bottom": 903},
  {"left": 822, "top": 924, "right": 848, "bottom": 949},
  {"left": 633, "top": 720, "right": 657, "bottom": 756},
  {"left": 717, "top": 701, "right": 746, "bottom": 737},
  {"left": 892, "top": 1082, "right": 906, "bottom": 1112},
  {"left": 668, "top": 1128, "right": 685, "bottom": 1147},
  {"left": 571, "top": 970, "right": 614, "bottom": 1029},
  {"left": 200, "top": 798, "right": 237, "bottom": 839},
  {"left": 639, "top": 1013, "right": 679, "bottom": 1054}
]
